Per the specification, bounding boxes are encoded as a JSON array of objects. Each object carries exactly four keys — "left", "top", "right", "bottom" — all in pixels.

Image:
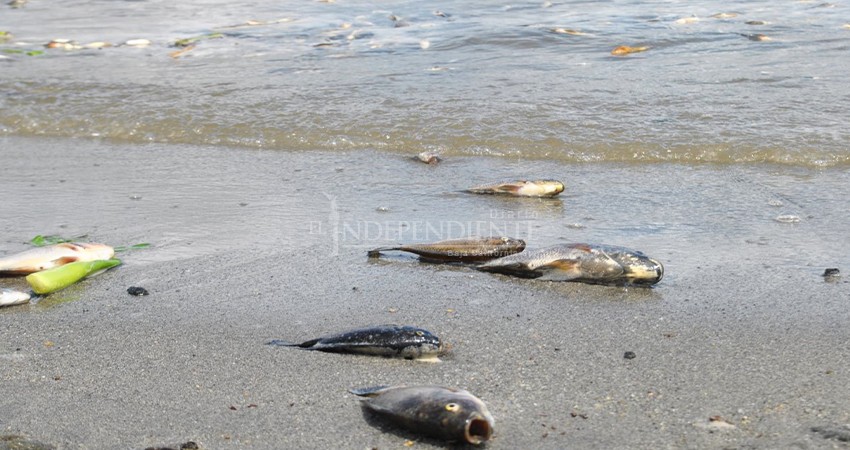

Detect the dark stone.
[
  {"left": 127, "top": 286, "right": 149, "bottom": 296},
  {"left": 823, "top": 268, "right": 840, "bottom": 277},
  {"left": 624, "top": 351, "right": 636, "bottom": 360}
]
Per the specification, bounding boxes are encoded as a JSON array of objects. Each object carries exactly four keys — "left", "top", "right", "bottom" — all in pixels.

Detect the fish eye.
[{"left": 445, "top": 403, "right": 460, "bottom": 412}]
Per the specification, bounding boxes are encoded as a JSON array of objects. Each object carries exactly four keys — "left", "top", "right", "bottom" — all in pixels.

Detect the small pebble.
[
  {"left": 127, "top": 286, "right": 149, "bottom": 296},
  {"left": 624, "top": 351, "right": 636, "bottom": 359},
  {"left": 823, "top": 268, "right": 840, "bottom": 277},
  {"left": 376, "top": 206, "right": 390, "bottom": 212},
  {"left": 774, "top": 214, "right": 801, "bottom": 223}
]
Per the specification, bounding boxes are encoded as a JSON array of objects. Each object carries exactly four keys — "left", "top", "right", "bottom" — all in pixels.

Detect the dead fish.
[
  {"left": 367, "top": 236, "right": 526, "bottom": 262},
  {"left": 0, "top": 243, "right": 115, "bottom": 275},
  {"left": 466, "top": 180, "right": 564, "bottom": 197},
  {"left": 266, "top": 325, "right": 442, "bottom": 361},
  {"left": 478, "top": 243, "right": 664, "bottom": 286},
  {"left": 741, "top": 33, "right": 772, "bottom": 41},
  {"left": 0, "top": 288, "right": 31, "bottom": 307},
  {"left": 711, "top": 12, "right": 738, "bottom": 19},
  {"left": 611, "top": 45, "right": 649, "bottom": 56},
  {"left": 414, "top": 151, "right": 441, "bottom": 164},
  {"left": 350, "top": 385, "right": 495, "bottom": 445}
]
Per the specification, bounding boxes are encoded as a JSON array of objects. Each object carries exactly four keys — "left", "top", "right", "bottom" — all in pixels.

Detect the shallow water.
[{"left": 2, "top": 0, "right": 849, "bottom": 165}]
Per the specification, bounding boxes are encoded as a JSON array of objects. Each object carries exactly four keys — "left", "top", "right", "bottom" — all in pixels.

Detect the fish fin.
[
  {"left": 367, "top": 247, "right": 400, "bottom": 258},
  {"left": 349, "top": 385, "right": 392, "bottom": 397},
  {"left": 52, "top": 256, "right": 81, "bottom": 265},
  {"left": 536, "top": 259, "right": 584, "bottom": 281},
  {"left": 477, "top": 261, "right": 542, "bottom": 279},
  {"left": 295, "top": 338, "right": 321, "bottom": 348}
]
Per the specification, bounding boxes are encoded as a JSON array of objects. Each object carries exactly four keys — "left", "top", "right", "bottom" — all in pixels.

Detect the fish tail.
[{"left": 265, "top": 339, "right": 299, "bottom": 347}]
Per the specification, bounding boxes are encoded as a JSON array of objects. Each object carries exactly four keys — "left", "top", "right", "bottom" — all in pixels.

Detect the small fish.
[
  {"left": 414, "top": 151, "right": 441, "bottom": 164},
  {"left": 611, "top": 45, "right": 649, "bottom": 56},
  {"left": 266, "top": 325, "right": 442, "bottom": 360},
  {"left": 0, "top": 288, "right": 31, "bottom": 307},
  {"left": 742, "top": 33, "right": 772, "bottom": 42},
  {"left": 466, "top": 180, "right": 564, "bottom": 197},
  {"left": 0, "top": 243, "right": 115, "bottom": 275},
  {"left": 350, "top": 385, "right": 495, "bottom": 445},
  {"left": 368, "top": 236, "right": 526, "bottom": 262},
  {"left": 478, "top": 243, "right": 664, "bottom": 286}
]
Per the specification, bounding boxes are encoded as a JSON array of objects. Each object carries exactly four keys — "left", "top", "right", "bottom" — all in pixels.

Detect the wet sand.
[{"left": 1, "top": 135, "right": 849, "bottom": 449}]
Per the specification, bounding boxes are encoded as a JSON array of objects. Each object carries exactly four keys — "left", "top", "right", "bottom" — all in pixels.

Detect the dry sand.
[{"left": 1, "top": 136, "right": 849, "bottom": 449}]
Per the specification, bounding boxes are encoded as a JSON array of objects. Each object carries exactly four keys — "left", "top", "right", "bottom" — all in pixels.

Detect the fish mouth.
[
  {"left": 465, "top": 414, "right": 493, "bottom": 444},
  {"left": 624, "top": 258, "right": 664, "bottom": 285}
]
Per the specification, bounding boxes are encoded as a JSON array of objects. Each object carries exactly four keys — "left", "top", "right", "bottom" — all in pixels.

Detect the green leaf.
[
  {"left": 29, "top": 234, "right": 87, "bottom": 246},
  {"left": 114, "top": 242, "right": 151, "bottom": 252},
  {"left": 173, "top": 33, "right": 224, "bottom": 47}
]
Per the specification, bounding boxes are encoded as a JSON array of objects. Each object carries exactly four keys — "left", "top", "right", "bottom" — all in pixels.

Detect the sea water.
[{"left": 1, "top": 0, "right": 849, "bottom": 166}]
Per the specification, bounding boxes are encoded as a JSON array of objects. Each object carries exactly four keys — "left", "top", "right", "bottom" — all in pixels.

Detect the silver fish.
[
  {"left": 267, "top": 325, "right": 442, "bottom": 361},
  {"left": 0, "top": 243, "right": 114, "bottom": 275},
  {"left": 350, "top": 385, "right": 495, "bottom": 445},
  {"left": 478, "top": 243, "right": 663, "bottom": 286},
  {"left": 368, "top": 236, "right": 525, "bottom": 262},
  {"left": 466, "top": 179, "right": 564, "bottom": 197},
  {"left": 0, "top": 288, "right": 31, "bottom": 307}
]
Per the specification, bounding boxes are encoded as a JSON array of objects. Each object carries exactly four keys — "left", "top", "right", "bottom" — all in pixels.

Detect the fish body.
[
  {"left": 350, "top": 385, "right": 494, "bottom": 445},
  {"left": 0, "top": 288, "right": 31, "bottom": 307},
  {"left": 467, "top": 180, "right": 564, "bottom": 197},
  {"left": 0, "top": 243, "right": 115, "bottom": 275},
  {"left": 478, "top": 243, "right": 663, "bottom": 286},
  {"left": 368, "top": 236, "right": 525, "bottom": 262},
  {"left": 267, "top": 325, "right": 441, "bottom": 360}
]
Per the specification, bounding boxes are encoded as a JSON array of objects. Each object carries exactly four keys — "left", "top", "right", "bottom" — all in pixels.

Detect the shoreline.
[{"left": 1, "top": 135, "right": 849, "bottom": 449}]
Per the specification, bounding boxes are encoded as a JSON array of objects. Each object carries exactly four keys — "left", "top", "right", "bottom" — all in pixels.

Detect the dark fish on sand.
[
  {"left": 350, "top": 385, "right": 495, "bottom": 445},
  {"left": 478, "top": 243, "right": 663, "bottom": 286},
  {"left": 466, "top": 179, "right": 564, "bottom": 197},
  {"left": 266, "top": 325, "right": 442, "bottom": 361},
  {"left": 367, "top": 236, "right": 525, "bottom": 262}
]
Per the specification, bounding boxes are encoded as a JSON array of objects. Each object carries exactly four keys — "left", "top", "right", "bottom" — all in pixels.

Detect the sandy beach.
[{"left": 1, "top": 135, "right": 848, "bottom": 449}]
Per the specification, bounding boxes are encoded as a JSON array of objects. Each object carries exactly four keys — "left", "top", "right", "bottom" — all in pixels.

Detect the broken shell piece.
[
  {"left": 123, "top": 39, "right": 151, "bottom": 47},
  {"left": 774, "top": 214, "right": 801, "bottom": 223},
  {"left": 84, "top": 41, "right": 112, "bottom": 49},
  {"left": 711, "top": 13, "right": 738, "bottom": 19},
  {"left": 611, "top": 45, "right": 649, "bottom": 56},
  {"left": 45, "top": 39, "right": 82, "bottom": 50},
  {"left": 414, "top": 151, "right": 441, "bottom": 164},
  {"left": 675, "top": 16, "right": 700, "bottom": 24},
  {"left": 551, "top": 28, "right": 589, "bottom": 36}
]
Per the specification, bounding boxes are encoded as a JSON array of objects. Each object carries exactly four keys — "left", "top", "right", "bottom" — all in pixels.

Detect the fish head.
[
  {"left": 538, "top": 180, "right": 565, "bottom": 196},
  {"left": 397, "top": 327, "right": 442, "bottom": 359},
  {"left": 606, "top": 247, "right": 664, "bottom": 285},
  {"left": 437, "top": 396, "right": 495, "bottom": 444}
]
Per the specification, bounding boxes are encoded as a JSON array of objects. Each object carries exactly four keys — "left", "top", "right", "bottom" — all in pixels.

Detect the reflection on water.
[{"left": 1, "top": 1, "right": 849, "bottom": 166}]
